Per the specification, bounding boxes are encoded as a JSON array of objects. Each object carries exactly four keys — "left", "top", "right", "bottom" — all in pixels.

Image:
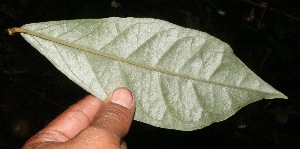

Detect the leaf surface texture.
[{"left": 20, "top": 18, "right": 287, "bottom": 131}]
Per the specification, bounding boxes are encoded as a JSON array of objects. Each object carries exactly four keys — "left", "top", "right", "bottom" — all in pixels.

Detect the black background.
[{"left": 1, "top": 0, "right": 299, "bottom": 148}]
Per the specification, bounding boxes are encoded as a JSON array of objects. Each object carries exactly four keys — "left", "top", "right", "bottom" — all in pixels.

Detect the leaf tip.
[
  {"left": 265, "top": 92, "right": 288, "bottom": 100},
  {"left": 278, "top": 92, "right": 288, "bottom": 99},
  {"left": 282, "top": 95, "right": 288, "bottom": 99}
]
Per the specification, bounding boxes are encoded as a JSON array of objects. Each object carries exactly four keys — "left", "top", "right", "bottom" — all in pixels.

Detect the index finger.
[{"left": 23, "top": 95, "right": 102, "bottom": 146}]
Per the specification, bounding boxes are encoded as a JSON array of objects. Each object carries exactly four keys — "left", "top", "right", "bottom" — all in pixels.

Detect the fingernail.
[{"left": 111, "top": 87, "right": 133, "bottom": 109}]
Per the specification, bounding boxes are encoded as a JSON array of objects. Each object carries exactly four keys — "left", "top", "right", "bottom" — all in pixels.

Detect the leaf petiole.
[{"left": 8, "top": 27, "right": 26, "bottom": 35}]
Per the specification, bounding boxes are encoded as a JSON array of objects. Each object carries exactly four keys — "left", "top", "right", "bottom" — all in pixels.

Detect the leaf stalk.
[{"left": 8, "top": 27, "right": 26, "bottom": 35}]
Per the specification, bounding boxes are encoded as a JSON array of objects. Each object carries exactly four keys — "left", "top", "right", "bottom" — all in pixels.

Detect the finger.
[
  {"left": 65, "top": 87, "right": 135, "bottom": 148},
  {"left": 121, "top": 141, "right": 128, "bottom": 149},
  {"left": 22, "top": 95, "right": 102, "bottom": 148},
  {"left": 93, "top": 87, "right": 135, "bottom": 137}
]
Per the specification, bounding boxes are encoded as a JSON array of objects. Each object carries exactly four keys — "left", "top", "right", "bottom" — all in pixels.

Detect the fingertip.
[
  {"left": 80, "top": 95, "right": 101, "bottom": 104},
  {"left": 121, "top": 141, "right": 127, "bottom": 149},
  {"left": 111, "top": 87, "right": 134, "bottom": 109}
]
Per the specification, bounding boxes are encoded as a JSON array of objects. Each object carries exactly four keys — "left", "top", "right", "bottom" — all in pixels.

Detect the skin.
[{"left": 22, "top": 87, "right": 136, "bottom": 149}]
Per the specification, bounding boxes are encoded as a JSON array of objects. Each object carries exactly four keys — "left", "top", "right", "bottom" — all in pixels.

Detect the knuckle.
[{"left": 92, "top": 103, "right": 132, "bottom": 136}]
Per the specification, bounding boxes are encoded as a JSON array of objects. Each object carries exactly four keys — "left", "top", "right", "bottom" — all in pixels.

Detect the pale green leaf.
[{"left": 17, "top": 17, "right": 287, "bottom": 131}]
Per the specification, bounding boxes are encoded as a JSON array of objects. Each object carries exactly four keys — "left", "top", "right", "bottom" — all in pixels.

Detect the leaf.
[{"left": 13, "top": 18, "right": 287, "bottom": 131}]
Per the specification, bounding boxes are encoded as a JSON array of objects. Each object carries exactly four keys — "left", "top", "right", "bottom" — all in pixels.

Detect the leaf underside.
[{"left": 19, "top": 17, "right": 287, "bottom": 131}]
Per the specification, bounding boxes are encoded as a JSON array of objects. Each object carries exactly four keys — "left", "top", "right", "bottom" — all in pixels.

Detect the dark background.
[{"left": 1, "top": 0, "right": 299, "bottom": 148}]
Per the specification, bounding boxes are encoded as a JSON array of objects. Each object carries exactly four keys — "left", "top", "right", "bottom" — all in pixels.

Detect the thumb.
[
  {"left": 92, "top": 87, "right": 135, "bottom": 137},
  {"left": 65, "top": 87, "right": 135, "bottom": 149}
]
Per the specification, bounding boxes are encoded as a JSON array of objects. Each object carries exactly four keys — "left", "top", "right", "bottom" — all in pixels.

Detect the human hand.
[{"left": 22, "top": 87, "right": 135, "bottom": 149}]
